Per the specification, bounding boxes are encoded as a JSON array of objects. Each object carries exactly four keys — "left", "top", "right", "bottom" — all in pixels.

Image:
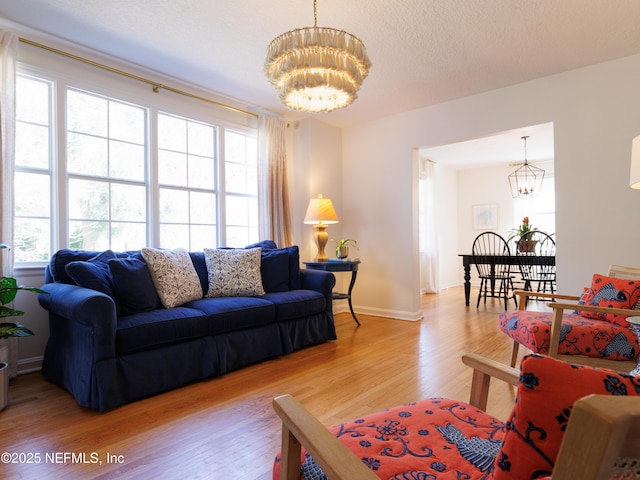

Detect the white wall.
[{"left": 340, "top": 54, "right": 640, "bottom": 320}]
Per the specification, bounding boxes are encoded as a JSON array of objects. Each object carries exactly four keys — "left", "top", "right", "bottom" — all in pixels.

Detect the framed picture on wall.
[{"left": 472, "top": 204, "right": 498, "bottom": 230}]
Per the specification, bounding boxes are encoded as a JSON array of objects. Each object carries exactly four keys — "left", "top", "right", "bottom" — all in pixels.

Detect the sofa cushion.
[
  {"left": 577, "top": 273, "right": 640, "bottom": 327},
  {"left": 262, "top": 290, "right": 326, "bottom": 322},
  {"left": 261, "top": 248, "right": 290, "bottom": 293},
  {"left": 204, "top": 247, "right": 265, "bottom": 297},
  {"left": 64, "top": 250, "right": 118, "bottom": 302},
  {"left": 492, "top": 354, "right": 640, "bottom": 480},
  {"left": 108, "top": 257, "right": 162, "bottom": 315},
  {"left": 185, "top": 296, "right": 276, "bottom": 334},
  {"left": 142, "top": 247, "right": 202, "bottom": 308},
  {"left": 499, "top": 310, "right": 638, "bottom": 361},
  {"left": 115, "top": 306, "right": 209, "bottom": 354}
]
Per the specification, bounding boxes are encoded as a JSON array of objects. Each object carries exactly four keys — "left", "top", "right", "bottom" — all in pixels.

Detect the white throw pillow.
[
  {"left": 204, "top": 247, "right": 265, "bottom": 297},
  {"left": 141, "top": 247, "right": 202, "bottom": 308}
]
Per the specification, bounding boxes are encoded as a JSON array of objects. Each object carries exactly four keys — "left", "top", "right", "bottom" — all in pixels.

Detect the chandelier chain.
[{"left": 314, "top": 0, "right": 317, "bottom": 27}]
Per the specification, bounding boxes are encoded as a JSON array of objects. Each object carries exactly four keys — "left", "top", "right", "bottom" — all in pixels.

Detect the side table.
[{"left": 304, "top": 259, "right": 361, "bottom": 325}]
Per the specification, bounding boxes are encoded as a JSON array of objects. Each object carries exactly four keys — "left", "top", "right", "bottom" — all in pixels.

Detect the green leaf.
[
  {"left": 0, "top": 277, "right": 18, "bottom": 305},
  {"left": 0, "top": 322, "right": 34, "bottom": 339}
]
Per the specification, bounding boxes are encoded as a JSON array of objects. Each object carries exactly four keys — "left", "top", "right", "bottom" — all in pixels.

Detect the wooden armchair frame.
[{"left": 273, "top": 353, "right": 640, "bottom": 480}]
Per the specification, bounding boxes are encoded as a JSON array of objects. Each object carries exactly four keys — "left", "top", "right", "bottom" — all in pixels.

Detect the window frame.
[{"left": 14, "top": 55, "right": 260, "bottom": 266}]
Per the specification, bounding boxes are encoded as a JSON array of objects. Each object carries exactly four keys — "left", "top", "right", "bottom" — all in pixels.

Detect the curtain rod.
[{"left": 18, "top": 37, "right": 259, "bottom": 119}]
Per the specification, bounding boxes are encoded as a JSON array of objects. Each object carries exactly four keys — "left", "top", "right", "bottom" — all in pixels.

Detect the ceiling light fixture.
[
  {"left": 264, "top": 0, "right": 371, "bottom": 113},
  {"left": 508, "top": 135, "right": 545, "bottom": 198}
]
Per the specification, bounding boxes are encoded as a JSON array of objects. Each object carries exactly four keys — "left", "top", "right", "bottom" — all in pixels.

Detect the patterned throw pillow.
[
  {"left": 141, "top": 247, "right": 202, "bottom": 308},
  {"left": 492, "top": 354, "right": 640, "bottom": 480},
  {"left": 204, "top": 247, "right": 265, "bottom": 297},
  {"left": 577, "top": 273, "right": 640, "bottom": 327}
]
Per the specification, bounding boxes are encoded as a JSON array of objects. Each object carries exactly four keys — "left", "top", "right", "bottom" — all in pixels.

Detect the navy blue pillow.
[
  {"left": 285, "top": 246, "right": 301, "bottom": 290},
  {"left": 108, "top": 257, "right": 162, "bottom": 315},
  {"left": 64, "top": 250, "right": 118, "bottom": 302},
  {"left": 245, "top": 240, "right": 277, "bottom": 250},
  {"left": 261, "top": 249, "right": 290, "bottom": 293}
]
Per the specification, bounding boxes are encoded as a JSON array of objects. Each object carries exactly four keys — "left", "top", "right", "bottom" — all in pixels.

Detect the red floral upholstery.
[
  {"left": 273, "top": 398, "right": 506, "bottom": 479},
  {"left": 499, "top": 310, "right": 638, "bottom": 361},
  {"left": 577, "top": 274, "right": 640, "bottom": 327},
  {"left": 493, "top": 354, "right": 640, "bottom": 479},
  {"left": 272, "top": 355, "right": 640, "bottom": 479}
]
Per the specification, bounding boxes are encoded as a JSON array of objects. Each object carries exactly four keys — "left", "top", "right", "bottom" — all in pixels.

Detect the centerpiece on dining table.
[{"left": 507, "top": 216, "right": 539, "bottom": 253}]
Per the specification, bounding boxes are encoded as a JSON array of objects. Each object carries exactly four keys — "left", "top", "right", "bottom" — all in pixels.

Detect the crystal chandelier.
[
  {"left": 508, "top": 136, "right": 545, "bottom": 197},
  {"left": 264, "top": 0, "right": 371, "bottom": 113}
]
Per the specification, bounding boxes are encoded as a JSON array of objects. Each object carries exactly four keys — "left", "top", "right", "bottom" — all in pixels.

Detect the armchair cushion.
[
  {"left": 273, "top": 398, "right": 506, "bottom": 479},
  {"left": 500, "top": 310, "right": 638, "bottom": 361},
  {"left": 493, "top": 354, "right": 640, "bottom": 479},
  {"left": 577, "top": 274, "right": 640, "bottom": 327}
]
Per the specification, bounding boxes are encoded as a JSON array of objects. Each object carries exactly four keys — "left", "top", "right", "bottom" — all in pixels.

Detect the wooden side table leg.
[{"left": 347, "top": 271, "right": 360, "bottom": 325}]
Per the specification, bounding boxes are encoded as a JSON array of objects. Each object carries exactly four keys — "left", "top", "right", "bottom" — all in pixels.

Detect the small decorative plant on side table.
[
  {"left": 0, "top": 244, "right": 47, "bottom": 410},
  {"left": 507, "top": 216, "right": 539, "bottom": 252},
  {"left": 332, "top": 239, "right": 358, "bottom": 259}
]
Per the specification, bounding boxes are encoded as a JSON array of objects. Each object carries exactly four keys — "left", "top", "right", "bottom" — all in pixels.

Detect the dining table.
[{"left": 459, "top": 253, "right": 555, "bottom": 306}]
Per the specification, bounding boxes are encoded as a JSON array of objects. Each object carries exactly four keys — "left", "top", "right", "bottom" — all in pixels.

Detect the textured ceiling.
[
  {"left": 2, "top": 0, "right": 640, "bottom": 128},
  {"left": 1, "top": 1, "right": 640, "bottom": 165}
]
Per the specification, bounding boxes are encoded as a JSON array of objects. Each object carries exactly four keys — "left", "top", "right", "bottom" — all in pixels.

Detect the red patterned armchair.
[
  {"left": 272, "top": 354, "right": 640, "bottom": 479},
  {"left": 500, "top": 265, "right": 640, "bottom": 372}
]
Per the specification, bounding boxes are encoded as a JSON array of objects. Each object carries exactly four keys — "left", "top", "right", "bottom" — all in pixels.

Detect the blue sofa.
[{"left": 38, "top": 241, "right": 336, "bottom": 411}]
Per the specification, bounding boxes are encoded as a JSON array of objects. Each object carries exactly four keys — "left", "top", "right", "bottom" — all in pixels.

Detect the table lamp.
[{"left": 304, "top": 194, "right": 338, "bottom": 261}]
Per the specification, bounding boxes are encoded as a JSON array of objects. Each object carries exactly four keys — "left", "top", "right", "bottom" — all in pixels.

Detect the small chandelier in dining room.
[
  {"left": 508, "top": 135, "right": 545, "bottom": 198},
  {"left": 264, "top": 0, "right": 371, "bottom": 113}
]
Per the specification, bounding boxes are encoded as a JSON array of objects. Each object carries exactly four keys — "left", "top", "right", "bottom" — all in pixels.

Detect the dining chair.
[
  {"left": 472, "top": 231, "right": 517, "bottom": 309},
  {"left": 516, "top": 230, "right": 556, "bottom": 295}
]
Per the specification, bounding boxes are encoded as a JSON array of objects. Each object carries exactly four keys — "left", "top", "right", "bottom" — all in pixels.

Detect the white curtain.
[
  {"left": 0, "top": 30, "right": 18, "bottom": 377},
  {"left": 258, "top": 115, "right": 293, "bottom": 247},
  {"left": 419, "top": 158, "right": 439, "bottom": 293},
  {"left": 0, "top": 30, "right": 16, "bottom": 276}
]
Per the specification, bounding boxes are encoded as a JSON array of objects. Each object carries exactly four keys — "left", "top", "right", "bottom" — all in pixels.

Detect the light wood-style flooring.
[{"left": 0, "top": 287, "right": 532, "bottom": 479}]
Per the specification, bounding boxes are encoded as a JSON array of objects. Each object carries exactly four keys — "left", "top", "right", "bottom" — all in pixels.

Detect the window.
[
  {"left": 157, "top": 112, "right": 217, "bottom": 250},
  {"left": 67, "top": 88, "right": 147, "bottom": 251},
  {"left": 14, "top": 74, "right": 53, "bottom": 262},
  {"left": 225, "top": 129, "right": 258, "bottom": 247},
  {"left": 13, "top": 72, "right": 259, "bottom": 263}
]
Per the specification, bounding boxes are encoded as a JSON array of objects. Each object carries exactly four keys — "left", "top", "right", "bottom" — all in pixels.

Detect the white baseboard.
[
  {"left": 17, "top": 355, "right": 43, "bottom": 375},
  {"left": 333, "top": 302, "right": 423, "bottom": 322}
]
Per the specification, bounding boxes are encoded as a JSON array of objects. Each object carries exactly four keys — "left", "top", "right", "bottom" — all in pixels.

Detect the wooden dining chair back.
[
  {"left": 516, "top": 231, "right": 556, "bottom": 295},
  {"left": 472, "top": 231, "right": 517, "bottom": 310}
]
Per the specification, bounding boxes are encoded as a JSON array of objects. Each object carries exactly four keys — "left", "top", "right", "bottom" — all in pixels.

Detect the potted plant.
[
  {"left": 0, "top": 244, "right": 46, "bottom": 410},
  {"left": 507, "top": 217, "right": 539, "bottom": 252},
  {"left": 332, "top": 239, "right": 358, "bottom": 259}
]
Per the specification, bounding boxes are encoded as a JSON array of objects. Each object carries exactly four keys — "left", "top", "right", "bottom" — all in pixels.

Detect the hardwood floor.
[{"left": 0, "top": 287, "right": 530, "bottom": 479}]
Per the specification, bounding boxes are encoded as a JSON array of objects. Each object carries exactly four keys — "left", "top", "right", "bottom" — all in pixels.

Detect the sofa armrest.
[
  {"left": 273, "top": 354, "right": 519, "bottom": 480},
  {"left": 299, "top": 269, "right": 336, "bottom": 311},
  {"left": 38, "top": 282, "right": 118, "bottom": 361}
]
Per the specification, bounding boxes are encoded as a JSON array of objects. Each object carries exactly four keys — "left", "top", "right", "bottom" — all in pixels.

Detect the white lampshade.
[
  {"left": 630, "top": 135, "right": 640, "bottom": 189},
  {"left": 303, "top": 195, "right": 338, "bottom": 225}
]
